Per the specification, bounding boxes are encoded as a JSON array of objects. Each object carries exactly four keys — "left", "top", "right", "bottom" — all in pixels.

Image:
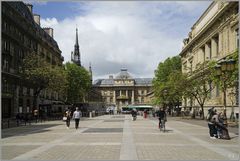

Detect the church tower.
[
  {"left": 71, "top": 28, "right": 81, "bottom": 66},
  {"left": 89, "top": 62, "right": 93, "bottom": 83}
]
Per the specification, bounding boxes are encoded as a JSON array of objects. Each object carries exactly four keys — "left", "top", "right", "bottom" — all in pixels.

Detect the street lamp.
[
  {"left": 215, "top": 58, "right": 236, "bottom": 117},
  {"left": 228, "top": 90, "right": 236, "bottom": 121}
]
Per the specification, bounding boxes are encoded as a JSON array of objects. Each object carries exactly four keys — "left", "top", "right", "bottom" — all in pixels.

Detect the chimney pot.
[
  {"left": 33, "top": 14, "right": 40, "bottom": 26},
  {"left": 26, "top": 4, "right": 33, "bottom": 14}
]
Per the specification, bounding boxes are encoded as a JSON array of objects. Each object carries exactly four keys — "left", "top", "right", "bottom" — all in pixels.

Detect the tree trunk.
[
  {"left": 223, "top": 90, "right": 226, "bottom": 109},
  {"left": 201, "top": 105, "right": 204, "bottom": 120}
]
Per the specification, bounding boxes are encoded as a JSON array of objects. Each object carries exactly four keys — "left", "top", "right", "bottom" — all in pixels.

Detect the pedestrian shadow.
[
  {"left": 230, "top": 135, "right": 238, "bottom": 139},
  {"left": 162, "top": 129, "right": 174, "bottom": 133}
]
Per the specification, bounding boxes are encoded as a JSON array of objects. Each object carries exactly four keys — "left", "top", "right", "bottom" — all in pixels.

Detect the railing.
[{"left": 1, "top": 111, "right": 106, "bottom": 129}]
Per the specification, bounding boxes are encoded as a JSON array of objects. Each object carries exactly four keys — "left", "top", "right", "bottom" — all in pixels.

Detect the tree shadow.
[{"left": 2, "top": 123, "right": 62, "bottom": 138}]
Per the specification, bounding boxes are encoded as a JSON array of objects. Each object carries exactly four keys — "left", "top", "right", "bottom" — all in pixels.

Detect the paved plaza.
[{"left": 1, "top": 115, "right": 239, "bottom": 160}]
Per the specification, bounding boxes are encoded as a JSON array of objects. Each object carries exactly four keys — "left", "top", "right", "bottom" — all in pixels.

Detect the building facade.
[
  {"left": 2, "top": 2, "right": 64, "bottom": 118},
  {"left": 93, "top": 68, "right": 153, "bottom": 110},
  {"left": 179, "top": 1, "right": 239, "bottom": 117}
]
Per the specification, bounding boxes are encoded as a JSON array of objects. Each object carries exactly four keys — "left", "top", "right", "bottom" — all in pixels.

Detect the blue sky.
[{"left": 30, "top": 1, "right": 212, "bottom": 80}]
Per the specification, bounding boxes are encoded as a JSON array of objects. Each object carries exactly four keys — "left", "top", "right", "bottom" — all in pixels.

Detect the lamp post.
[
  {"left": 215, "top": 58, "right": 236, "bottom": 118},
  {"left": 228, "top": 90, "right": 236, "bottom": 121}
]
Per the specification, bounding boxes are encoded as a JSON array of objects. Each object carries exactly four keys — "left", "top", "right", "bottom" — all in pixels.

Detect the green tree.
[
  {"left": 21, "top": 53, "right": 68, "bottom": 107},
  {"left": 153, "top": 56, "right": 182, "bottom": 110},
  {"left": 182, "top": 62, "right": 215, "bottom": 119},
  {"left": 65, "top": 62, "right": 91, "bottom": 104},
  {"left": 209, "top": 50, "right": 238, "bottom": 119}
]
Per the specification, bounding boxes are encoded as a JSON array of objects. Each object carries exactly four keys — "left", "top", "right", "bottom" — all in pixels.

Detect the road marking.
[
  {"left": 120, "top": 116, "right": 138, "bottom": 160},
  {"left": 12, "top": 119, "right": 104, "bottom": 160}
]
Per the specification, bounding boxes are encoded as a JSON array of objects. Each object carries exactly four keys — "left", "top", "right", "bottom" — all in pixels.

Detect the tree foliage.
[
  {"left": 182, "top": 62, "right": 215, "bottom": 118},
  {"left": 65, "top": 62, "right": 91, "bottom": 104},
  {"left": 153, "top": 56, "right": 182, "bottom": 107},
  {"left": 21, "top": 53, "right": 68, "bottom": 106}
]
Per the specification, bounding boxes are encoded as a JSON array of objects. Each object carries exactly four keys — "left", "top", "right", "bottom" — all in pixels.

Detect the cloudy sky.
[{"left": 31, "top": 1, "right": 211, "bottom": 80}]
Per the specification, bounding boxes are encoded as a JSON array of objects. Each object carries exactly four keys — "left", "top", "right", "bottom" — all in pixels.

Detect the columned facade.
[
  {"left": 179, "top": 1, "right": 239, "bottom": 117},
  {"left": 93, "top": 69, "right": 152, "bottom": 110}
]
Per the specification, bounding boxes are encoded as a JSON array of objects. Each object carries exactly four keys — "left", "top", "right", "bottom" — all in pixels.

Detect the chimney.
[
  {"left": 109, "top": 75, "right": 113, "bottom": 79},
  {"left": 44, "top": 28, "right": 54, "bottom": 38},
  {"left": 26, "top": 4, "right": 33, "bottom": 14},
  {"left": 33, "top": 14, "right": 40, "bottom": 26}
]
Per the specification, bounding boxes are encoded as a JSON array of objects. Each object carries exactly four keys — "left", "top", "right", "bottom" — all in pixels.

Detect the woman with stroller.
[{"left": 212, "top": 111, "right": 230, "bottom": 140}]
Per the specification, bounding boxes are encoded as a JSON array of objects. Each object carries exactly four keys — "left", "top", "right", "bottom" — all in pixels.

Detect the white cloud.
[
  {"left": 40, "top": 1, "right": 211, "bottom": 81},
  {"left": 41, "top": 18, "right": 58, "bottom": 27}
]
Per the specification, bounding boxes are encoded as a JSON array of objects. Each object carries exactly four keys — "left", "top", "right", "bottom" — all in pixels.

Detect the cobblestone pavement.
[{"left": 1, "top": 115, "right": 239, "bottom": 160}]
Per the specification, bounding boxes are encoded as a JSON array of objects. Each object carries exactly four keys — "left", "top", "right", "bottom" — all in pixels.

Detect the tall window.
[
  {"left": 236, "top": 28, "right": 239, "bottom": 48},
  {"left": 216, "top": 83, "right": 220, "bottom": 97},
  {"left": 189, "top": 60, "right": 193, "bottom": 73},
  {"left": 213, "top": 34, "right": 219, "bottom": 56}
]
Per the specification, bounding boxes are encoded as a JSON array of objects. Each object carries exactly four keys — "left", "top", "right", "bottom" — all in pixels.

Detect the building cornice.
[{"left": 179, "top": 2, "right": 235, "bottom": 56}]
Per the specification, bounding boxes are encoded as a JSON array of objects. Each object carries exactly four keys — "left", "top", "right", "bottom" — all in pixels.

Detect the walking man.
[
  {"left": 65, "top": 108, "right": 72, "bottom": 129},
  {"left": 72, "top": 107, "right": 81, "bottom": 129}
]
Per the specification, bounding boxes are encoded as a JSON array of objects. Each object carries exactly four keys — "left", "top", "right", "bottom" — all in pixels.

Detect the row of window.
[{"left": 184, "top": 28, "right": 239, "bottom": 73}]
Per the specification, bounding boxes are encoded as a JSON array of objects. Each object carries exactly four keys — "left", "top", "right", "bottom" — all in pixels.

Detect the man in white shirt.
[{"left": 72, "top": 107, "right": 81, "bottom": 129}]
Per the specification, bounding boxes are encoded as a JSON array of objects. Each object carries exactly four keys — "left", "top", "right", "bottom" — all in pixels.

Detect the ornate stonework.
[{"left": 179, "top": 1, "right": 239, "bottom": 117}]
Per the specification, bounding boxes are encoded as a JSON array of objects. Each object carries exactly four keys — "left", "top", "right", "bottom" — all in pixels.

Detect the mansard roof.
[
  {"left": 93, "top": 78, "right": 152, "bottom": 86},
  {"left": 134, "top": 78, "right": 152, "bottom": 86},
  {"left": 7, "top": 2, "right": 60, "bottom": 51}
]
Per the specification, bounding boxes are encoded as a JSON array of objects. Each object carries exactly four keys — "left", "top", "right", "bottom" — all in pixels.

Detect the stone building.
[
  {"left": 2, "top": 2, "right": 64, "bottom": 118},
  {"left": 179, "top": 1, "right": 239, "bottom": 117},
  {"left": 93, "top": 68, "right": 153, "bottom": 110}
]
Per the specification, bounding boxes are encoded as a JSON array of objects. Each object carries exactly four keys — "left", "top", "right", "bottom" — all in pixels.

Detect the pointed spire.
[
  {"left": 75, "top": 27, "right": 79, "bottom": 47},
  {"left": 71, "top": 26, "right": 81, "bottom": 66},
  {"left": 89, "top": 62, "right": 93, "bottom": 83}
]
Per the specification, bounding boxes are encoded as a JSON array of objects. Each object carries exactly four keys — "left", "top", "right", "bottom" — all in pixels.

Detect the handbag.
[{"left": 63, "top": 116, "right": 67, "bottom": 121}]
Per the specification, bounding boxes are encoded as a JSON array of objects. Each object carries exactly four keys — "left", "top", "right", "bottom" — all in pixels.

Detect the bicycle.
[{"left": 159, "top": 118, "right": 166, "bottom": 132}]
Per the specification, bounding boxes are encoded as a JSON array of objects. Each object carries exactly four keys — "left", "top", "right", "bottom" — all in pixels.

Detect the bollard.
[{"left": 89, "top": 112, "right": 92, "bottom": 118}]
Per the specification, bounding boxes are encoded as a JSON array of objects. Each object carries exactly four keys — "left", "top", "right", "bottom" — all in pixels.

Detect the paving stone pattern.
[{"left": 1, "top": 115, "right": 239, "bottom": 160}]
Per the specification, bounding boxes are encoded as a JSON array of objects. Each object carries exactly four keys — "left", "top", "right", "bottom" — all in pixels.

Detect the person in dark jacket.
[
  {"left": 131, "top": 109, "right": 137, "bottom": 121},
  {"left": 156, "top": 108, "right": 167, "bottom": 129}
]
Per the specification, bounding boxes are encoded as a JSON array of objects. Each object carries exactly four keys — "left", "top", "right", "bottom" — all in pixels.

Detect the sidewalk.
[
  {"left": 173, "top": 117, "right": 239, "bottom": 135},
  {"left": 1, "top": 114, "right": 239, "bottom": 160}
]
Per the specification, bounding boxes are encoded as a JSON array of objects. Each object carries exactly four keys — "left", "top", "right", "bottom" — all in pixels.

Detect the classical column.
[
  {"left": 205, "top": 43, "right": 210, "bottom": 60},
  {"left": 211, "top": 38, "right": 217, "bottom": 58},
  {"left": 113, "top": 90, "right": 116, "bottom": 104},
  {"left": 120, "top": 90, "right": 122, "bottom": 96},
  {"left": 131, "top": 90, "right": 134, "bottom": 105}
]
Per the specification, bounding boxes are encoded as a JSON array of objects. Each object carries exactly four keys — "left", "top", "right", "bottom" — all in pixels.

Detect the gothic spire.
[
  {"left": 71, "top": 27, "right": 81, "bottom": 66},
  {"left": 89, "top": 62, "right": 92, "bottom": 83}
]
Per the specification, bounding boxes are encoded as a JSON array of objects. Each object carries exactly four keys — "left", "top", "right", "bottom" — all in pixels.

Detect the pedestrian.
[
  {"left": 33, "top": 108, "right": 38, "bottom": 123},
  {"left": 72, "top": 107, "right": 81, "bottom": 129},
  {"left": 207, "top": 107, "right": 217, "bottom": 139},
  {"left": 211, "top": 111, "right": 220, "bottom": 138},
  {"left": 218, "top": 111, "right": 230, "bottom": 140},
  {"left": 16, "top": 112, "right": 21, "bottom": 126},
  {"left": 199, "top": 109, "right": 203, "bottom": 119},
  {"left": 64, "top": 108, "right": 72, "bottom": 129}
]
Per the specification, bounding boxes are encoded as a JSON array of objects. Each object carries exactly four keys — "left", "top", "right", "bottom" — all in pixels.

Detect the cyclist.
[
  {"left": 157, "top": 107, "right": 167, "bottom": 131},
  {"left": 131, "top": 109, "right": 137, "bottom": 121}
]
